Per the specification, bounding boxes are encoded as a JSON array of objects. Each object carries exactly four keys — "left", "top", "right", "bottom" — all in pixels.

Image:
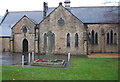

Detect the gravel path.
[{"left": 88, "top": 53, "right": 120, "bottom": 58}]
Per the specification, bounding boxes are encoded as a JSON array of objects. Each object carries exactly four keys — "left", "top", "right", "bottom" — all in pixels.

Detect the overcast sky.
[{"left": 0, "top": 0, "right": 119, "bottom": 16}]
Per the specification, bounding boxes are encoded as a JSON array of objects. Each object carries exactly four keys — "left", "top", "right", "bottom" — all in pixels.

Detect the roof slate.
[
  {"left": 47, "top": 6, "right": 118, "bottom": 23},
  {"left": 1, "top": 11, "right": 43, "bottom": 25},
  {"left": 0, "top": 25, "right": 11, "bottom": 37},
  {"left": 0, "top": 11, "right": 43, "bottom": 37},
  {"left": 0, "top": 6, "right": 119, "bottom": 37},
  {"left": 71, "top": 7, "right": 118, "bottom": 23}
]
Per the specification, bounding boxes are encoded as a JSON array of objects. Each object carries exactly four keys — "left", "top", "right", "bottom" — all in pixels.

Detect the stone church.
[{"left": 0, "top": 0, "right": 119, "bottom": 55}]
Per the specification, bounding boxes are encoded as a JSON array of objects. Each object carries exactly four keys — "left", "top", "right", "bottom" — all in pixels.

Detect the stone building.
[{"left": 0, "top": 0, "right": 119, "bottom": 55}]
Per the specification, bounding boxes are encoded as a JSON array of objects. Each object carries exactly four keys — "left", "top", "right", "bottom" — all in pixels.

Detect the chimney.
[
  {"left": 6, "top": 9, "right": 8, "bottom": 13},
  {"left": 59, "top": 2, "right": 62, "bottom": 6},
  {"left": 43, "top": 2, "right": 48, "bottom": 18},
  {"left": 64, "top": 0, "right": 71, "bottom": 10}
]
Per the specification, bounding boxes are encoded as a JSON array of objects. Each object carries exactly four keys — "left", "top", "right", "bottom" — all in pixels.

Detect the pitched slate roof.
[
  {"left": 71, "top": 6, "right": 118, "bottom": 23},
  {"left": 0, "top": 6, "right": 118, "bottom": 37},
  {"left": 0, "top": 24, "right": 11, "bottom": 37},
  {"left": 0, "top": 11, "right": 43, "bottom": 37},
  {"left": 47, "top": 6, "right": 118, "bottom": 23},
  {"left": 1, "top": 11, "right": 43, "bottom": 25}
]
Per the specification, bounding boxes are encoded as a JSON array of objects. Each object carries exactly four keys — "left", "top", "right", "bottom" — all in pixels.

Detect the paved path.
[
  {"left": 1, "top": 52, "right": 119, "bottom": 67},
  {"left": 1, "top": 52, "right": 70, "bottom": 69},
  {"left": 1, "top": 52, "right": 68, "bottom": 66},
  {"left": 88, "top": 53, "right": 120, "bottom": 58}
]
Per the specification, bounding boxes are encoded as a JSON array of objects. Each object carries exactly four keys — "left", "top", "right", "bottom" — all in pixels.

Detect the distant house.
[{"left": 0, "top": 0, "right": 119, "bottom": 55}]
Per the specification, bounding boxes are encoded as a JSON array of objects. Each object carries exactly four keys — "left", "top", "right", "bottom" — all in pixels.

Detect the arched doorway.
[
  {"left": 23, "top": 39, "right": 28, "bottom": 53},
  {"left": 23, "top": 39, "right": 29, "bottom": 64}
]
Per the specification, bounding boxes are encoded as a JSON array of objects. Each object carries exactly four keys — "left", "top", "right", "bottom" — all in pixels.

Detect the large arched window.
[
  {"left": 67, "top": 33, "right": 70, "bottom": 47},
  {"left": 107, "top": 33, "right": 110, "bottom": 44},
  {"left": 91, "top": 30, "right": 94, "bottom": 45},
  {"left": 114, "top": 33, "right": 117, "bottom": 45},
  {"left": 95, "top": 32, "right": 98, "bottom": 44},
  {"left": 44, "top": 33, "right": 47, "bottom": 49},
  {"left": 52, "top": 33, "right": 55, "bottom": 49},
  {"left": 75, "top": 33, "right": 78, "bottom": 47},
  {"left": 110, "top": 30, "right": 113, "bottom": 44}
]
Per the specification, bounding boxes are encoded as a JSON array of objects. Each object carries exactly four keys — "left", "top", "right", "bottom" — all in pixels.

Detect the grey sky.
[{"left": 0, "top": 0, "right": 119, "bottom": 16}]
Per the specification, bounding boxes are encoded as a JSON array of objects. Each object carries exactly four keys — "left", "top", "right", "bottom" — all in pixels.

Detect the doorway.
[
  {"left": 23, "top": 39, "right": 28, "bottom": 53},
  {"left": 23, "top": 39, "right": 28, "bottom": 64}
]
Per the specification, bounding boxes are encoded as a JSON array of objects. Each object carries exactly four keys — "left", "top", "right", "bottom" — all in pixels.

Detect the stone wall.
[
  {"left": 0, "top": 37, "right": 10, "bottom": 52},
  {"left": 1, "top": 6, "right": 119, "bottom": 54},
  {"left": 39, "top": 5, "right": 87, "bottom": 55},
  {"left": 12, "top": 16, "right": 36, "bottom": 52},
  {"left": 13, "top": 34, "right": 35, "bottom": 52},
  {"left": 87, "top": 24, "right": 118, "bottom": 53}
]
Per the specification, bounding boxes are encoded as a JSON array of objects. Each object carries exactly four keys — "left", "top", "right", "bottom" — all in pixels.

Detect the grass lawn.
[{"left": 2, "top": 58, "right": 119, "bottom": 80}]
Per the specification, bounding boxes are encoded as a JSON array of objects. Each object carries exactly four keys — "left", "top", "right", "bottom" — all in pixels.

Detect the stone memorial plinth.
[
  {"left": 31, "top": 31, "right": 66, "bottom": 68},
  {"left": 44, "top": 31, "right": 54, "bottom": 61}
]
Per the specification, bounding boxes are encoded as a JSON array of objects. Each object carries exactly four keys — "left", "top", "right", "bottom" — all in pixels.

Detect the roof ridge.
[
  {"left": 9, "top": 10, "right": 43, "bottom": 13},
  {"left": 71, "top": 6, "right": 118, "bottom": 8},
  {"left": 47, "top": 6, "right": 118, "bottom": 8},
  {"left": 6, "top": 6, "right": 118, "bottom": 13}
]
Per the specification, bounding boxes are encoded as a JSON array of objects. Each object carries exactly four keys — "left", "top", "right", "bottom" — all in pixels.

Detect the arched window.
[
  {"left": 110, "top": 30, "right": 113, "bottom": 44},
  {"left": 22, "top": 26, "right": 27, "bottom": 33},
  {"left": 75, "top": 33, "right": 78, "bottom": 47},
  {"left": 44, "top": 33, "right": 47, "bottom": 49},
  {"left": 67, "top": 33, "right": 70, "bottom": 47},
  {"left": 114, "top": 33, "right": 117, "bottom": 45},
  {"left": 88, "top": 32, "right": 91, "bottom": 44},
  {"left": 107, "top": 33, "right": 110, "bottom": 44},
  {"left": 95, "top": 32, "right": 98, "bottom": 44},
  {"left": 35, "top": 29, "right": 38, "bottom": 38},
  {"left": 91, "top": 30, "right": 94, "bottom": 45},
  {"left": 52, "top": 33, "right": 55, "bottom": 49}
]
